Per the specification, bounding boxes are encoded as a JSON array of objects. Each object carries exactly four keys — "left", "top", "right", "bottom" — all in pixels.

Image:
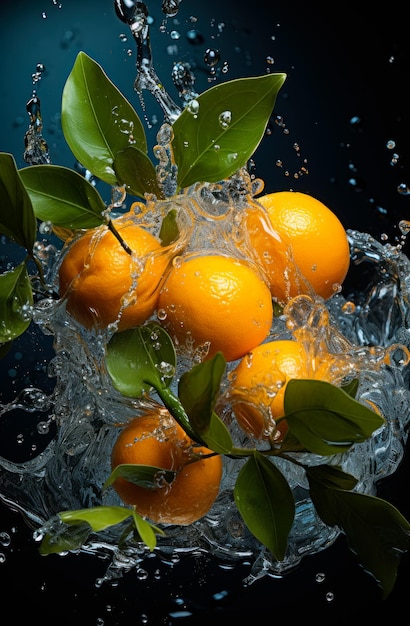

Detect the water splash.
[
  {"left": 171, "top": 61, "right": 198, "bottom": 106},
  {"left": 23, "top": 94, "right": 51, "bottom": 165},
  {"left": 114, "top": 0, "right": 182, "bottom": 123}
]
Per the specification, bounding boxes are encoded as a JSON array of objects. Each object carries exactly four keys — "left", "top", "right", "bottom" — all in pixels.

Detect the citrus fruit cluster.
[{"left": 57, "top": 189, "right": 351, "bottom": 526}]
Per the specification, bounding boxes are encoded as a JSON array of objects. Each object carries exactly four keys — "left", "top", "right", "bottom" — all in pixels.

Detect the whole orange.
[
  {"left": 228, "top": 339, "right": 333, "bottom": 441},
  {"left": 58, "top": 213, "right": 172, "bottom": 332},
  {"left": 110, "top": 409, "right": 223, "bottom": 525},
  {"left": 244, "top": 191, "right": 350, "bottom": 302},
  {"left": 156, "top": 253, "right": 273, "bottom": 362}
]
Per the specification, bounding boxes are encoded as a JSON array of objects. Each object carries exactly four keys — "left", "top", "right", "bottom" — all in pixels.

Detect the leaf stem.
[
  {"left": 149, "top": 382, "right": 205, "bottom": 444},
  {"left": 107, "top": 219, "right": 133, "bottom": 255}
]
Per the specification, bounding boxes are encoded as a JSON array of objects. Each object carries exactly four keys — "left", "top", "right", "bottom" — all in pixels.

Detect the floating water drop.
[
  {"left": 0, "top": 532, "right": 11, "bottom": 547},
  {"left": 186, "top": 28, "right": 204, "bottom": 45},
  {"left": 23, "top": 95, "right": 51, "bottom": 165},
  {"left": 115, "top": 1, "right": 181, "bottom": 123},
  {"left": 397, "top": 183, "right": 410, "bottom": 196},
  {"left": 204, "top": 48, "right": 220, "bottom": 67},
  {"left": 171, "top": 61, "right": 198, "bottom": 105},
  {"left": 161, "top": 0, "right": 180, "bottom": 18}
]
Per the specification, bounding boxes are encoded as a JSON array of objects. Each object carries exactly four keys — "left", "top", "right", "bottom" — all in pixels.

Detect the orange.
[
  {"left": 156, "top": 253, "right": 273, "bottom": 362},
  {"left": 110, "top": 408, "right": 223, "bottom": 525},
  {"left": 58, "top": 213, "right": 173, "bottom": 332},
  {"left": 227, "top": 339, "right": 333, "bottom": 441},
  {"left": 243, "top": 191, "right": 350, "bottom": 302}
]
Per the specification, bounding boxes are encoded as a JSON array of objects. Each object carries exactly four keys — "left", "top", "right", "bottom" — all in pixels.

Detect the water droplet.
[
  {"left": 204, "top": 48, "right": 220, "bottom": 67},
  {"left": 136, "top": 567, "right": 149, "bottom": 580},
  {"left": 186, "top": 28, "right": 204, "bottom": 45},
  {"left": 397, "top": 183, "right": 410, "bottom": 196},
  {"left": 399, "top": 220, "right": 410, "bottom": 235},
  {"left": 341, "top": 301, "right": 356, "bottom": 315},
  {"left": 315, "top": 572, "right": 326, "bottom": 583},
  {"left": 219, "top": 110, "right": 232, "bottom": 129},
  {"left": 325, "top": 591, "right": 335, "bottom": 602},
  {"left": 386, "top": 139, "right": 396, "bottom": 149},
  {"left": 0, "top": 532, "right": 11, "bottom": 547},
  {"left": 161, "top": 0, "right": 180, "bottom": 18},
  {"left": 186, "top": 99, "right": 199, "bottom": 115}
]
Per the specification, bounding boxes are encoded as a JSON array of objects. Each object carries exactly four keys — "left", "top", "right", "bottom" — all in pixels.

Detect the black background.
[{"left": 1, "top": 0, "right": 410, "bottom": 622}]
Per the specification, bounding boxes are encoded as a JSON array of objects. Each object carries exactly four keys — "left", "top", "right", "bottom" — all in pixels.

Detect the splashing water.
[
  {"left": 23, "top": 94, "right": 51, "bottom": 165},
  {"left": 115, "top": 0, "right": 182, "bottom": 123},
  {"left": 1, "top": 158, "right": 410, "bottom": 583},
  {"left": 1, "top": 0, "right": 410, "bottom": 589}
]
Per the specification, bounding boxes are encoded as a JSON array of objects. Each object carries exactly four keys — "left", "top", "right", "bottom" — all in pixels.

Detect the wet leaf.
[
  {"left": 19, "top": 165, "right": 106, "bottom": 229},
  {"left": 0, "top": 153, "right": 37, "bottom": 251},
  {"left": 103, "top": 463, "right": 176, "bottom": 491},
  {"left": 307, "top": 467, "right": 410, "bottom": 599},
  {"left": 114, "top": 146, "right": 163, "bottom": 198},
  {"left": 172, "top": 73, "right": 286, "bottom": 188},
  {"left": 59, "top": 505, "right": 133, "bottom": 532},
  {"left": 178, "top": 352, "right": 226, "bottom": 433},
  {"left": 159, "top": 209, "right": 180, "bottom": 246},
  {"left": 105, "top": 322, "right": 176, "bottom": 397},
  {"left": 341, "top": 377, "right": 359, "bottom": 398},
  {"left": 132, "top": 510, "right": 164, "bottom": 550},
  {"left": 0, "top": 262, "right": 33, "bottom": 343},
  {"left": 199, "top": 412, "right": 233, "bottom": 455},
  {"left": 234, "top": 452, "right": 294, "bottom": 561},
  {"left": 62, "top": 52, "right": 147, "bottom": 185},
  {"left": 305, "top": 464, "right": 358, "bottom": 492},
  {"left": 40, "top": 506, "right": 163, "bottom": 555},
  {"left": 39, "top": 521, "right": 91, "bottom": 555},
  {"left": 284, "top": 379, "right": 385, "bottom": 455}
]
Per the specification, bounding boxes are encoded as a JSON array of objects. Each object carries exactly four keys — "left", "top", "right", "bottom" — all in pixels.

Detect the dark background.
[{"left": 1, "top": 0, "right": 410, "bottom": 622}]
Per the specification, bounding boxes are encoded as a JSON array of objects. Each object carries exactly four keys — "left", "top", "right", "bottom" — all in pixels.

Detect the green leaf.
[
  {"left": 284, "top": 379, "right": 385, "bottom": 455},
  {"left": 59, "top": 505, "right": 133, "bottom": 532},
  {"left": 0, "top": 262, "right": 33, "bottom": 343},
  {"left": 19, "top": 165, "right": 106, "bottom": 229},
  {"left": 172, "top": 73, "right": 286, "bottom": 188},
  {"left": 39, "top": 521, "right": 91, "bottom": 555},
  {"left": 234, "top": 452, "right": 295, "bottom": 561},
  {"left": 307, "top": 467, "right": 410, "bottom": 599},
  {"left": 159, "top": 209, "right": 180, "bottom": 246},
  {"left": 105, "top": 322, "right": 176, "bottom": 397},
  {"left": 0, "top": 153, "right": 37, "bottom": 250},
  {"left": 132, "top": 510, "right": 164, "bottom": 550},
  {"left": 200, "top": 412, "right": 233, "bottom": 455},
  {"left": 341, "top": 377, "right": 359, "bottom": 398},
  {"left": 114, "top": 146, "right": 163, "bottom": 198},
  {"left": 305, "top": 464, "right": 358, "bottom": 493},
  {"left": 178, "top": 352, "right": 226, "bottom": 434},
  {"left": 103, "top": 463, "right": 176, "bottom": 491},
  {"left": 61, "top": 51, "right": 147, "bottom": 185}
]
